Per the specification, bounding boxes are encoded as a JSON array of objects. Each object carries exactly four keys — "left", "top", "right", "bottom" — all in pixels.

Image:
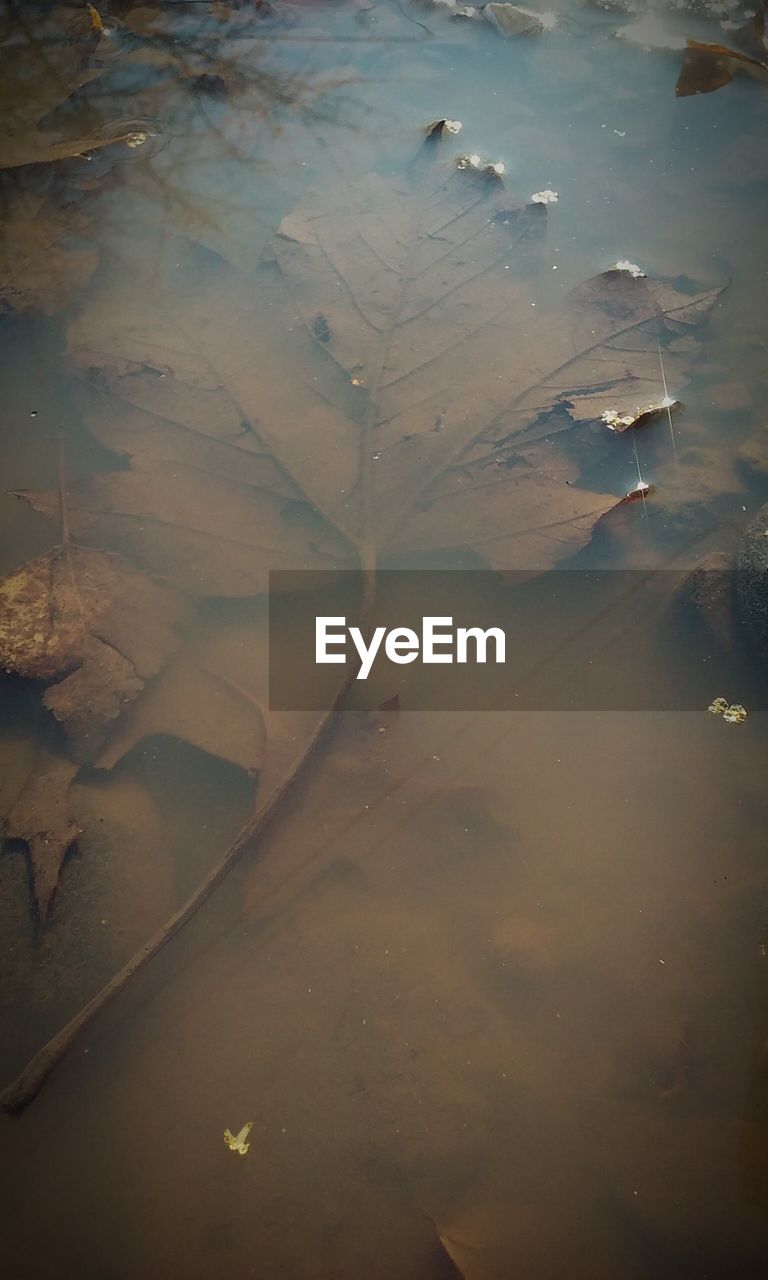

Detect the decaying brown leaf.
[
  {"left": 3, "top": 748, "right": 79, "bottom": 923},
  {"left": 0, "top": 147, "right": 724, "bottom": 1113},
  {"left": 0, "top": 544, "right": 191, "bottom": 761},
  {"left": 0, "top": 540, "right": 318, "bottom": 930},
  {"left": 20, "top": 164, "right": 720, "bottom": 582},
  {"left": 676, "top": 37, "right": 768, "bottom": 96},
  {"left": 676, "top": 1, "right": 768, "bottom": 96},
  {"left": 0, "top": 535, "right": 196, "bottom": 919}
]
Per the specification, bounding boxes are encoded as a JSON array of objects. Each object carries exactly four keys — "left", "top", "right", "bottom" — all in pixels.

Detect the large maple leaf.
[{"left": 1, "top": 154, "right": 721, "bottom": 1111}]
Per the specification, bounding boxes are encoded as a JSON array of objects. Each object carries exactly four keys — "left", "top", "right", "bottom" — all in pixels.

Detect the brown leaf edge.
[
  {"left": 0, "top": 693, "right": 345, "bottom": 1115},
  {"left": 675, "top": 0, "right": 768, "bottom": 96}
]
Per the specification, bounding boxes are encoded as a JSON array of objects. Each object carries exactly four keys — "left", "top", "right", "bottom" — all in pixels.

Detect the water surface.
[{"left": 1, "top": 2, "right": 768, "bottom": 1276}]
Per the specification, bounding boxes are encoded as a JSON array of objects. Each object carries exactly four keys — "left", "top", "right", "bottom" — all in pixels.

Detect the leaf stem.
[{"left": 0, "top": 697, "right": 343, "bottom": 1115}]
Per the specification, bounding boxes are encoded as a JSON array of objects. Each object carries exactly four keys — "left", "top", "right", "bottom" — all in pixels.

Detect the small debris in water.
[
  {"left": 610, "top": 259, "right": 646, "bottom": 278},
  {"left": 455, "top": 153, "right": 505, "bottom": 179},
  {"left": 224, "top": 1122, "right": 253, "bottom": 1155},
  {"left": 125, "top": 132, "right": 148, "bottom": 149},
  {"left": 723, "top": 703, "right": 748, "bottom": 723},
  {"left": 603, "top": 409, "right": 637, "bottom": 431},
  {"left": 530, "top": 188, "right": 558, "bottom": 204},
  {"left": 708, "top": 698, "right": 747, "bottom": 723}
]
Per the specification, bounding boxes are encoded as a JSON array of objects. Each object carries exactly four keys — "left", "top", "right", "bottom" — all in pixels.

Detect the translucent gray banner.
[{"left": 268, "top": 570, "right": 766, "bottom": 711}]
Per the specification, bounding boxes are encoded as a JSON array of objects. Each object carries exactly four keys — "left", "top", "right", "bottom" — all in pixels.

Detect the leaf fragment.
[
  {"left": 0, "top": 545, "right": 191, "bottom": 761},
  {"left": 42, "top": 638, "right": 144, "bottom": 762},
  {"left": 676, "top": 2, "right": 768, "bottom": 97},
  {"left": 87, "top": 3, "right": 104, "bottom": 34},
  {"left": 708, "top": 697, "right": 747, "bottom": 723},
  {"left": 676, "top": 37, "right": 768, "bottom": 96},
  {"left": 601, "top": 395, "right": 679, "bottom": 433},
  {"left": 223, "top": 1121, "right": 253, "bottom": 1155}
]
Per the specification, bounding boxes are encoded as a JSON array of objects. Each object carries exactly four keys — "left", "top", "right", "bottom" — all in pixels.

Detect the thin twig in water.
[{"left": 0, "top": 695, "right": 345, "bottom": 1115}]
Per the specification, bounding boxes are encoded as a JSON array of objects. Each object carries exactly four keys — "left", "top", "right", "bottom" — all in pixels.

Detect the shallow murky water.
[{"left": 1, "top": 1, "right": 768, "bottom": 1276}]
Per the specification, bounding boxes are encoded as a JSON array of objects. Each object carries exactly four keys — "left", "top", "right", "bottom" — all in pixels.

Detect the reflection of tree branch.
[
  {"left": 73, "top": 19, "right": 364, "bottom": 169},
  {"left": 0, "top": 1, "right": 370, "bottom": 273}
]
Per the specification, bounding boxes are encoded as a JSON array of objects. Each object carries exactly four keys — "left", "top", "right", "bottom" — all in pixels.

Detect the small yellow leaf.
[
  {"left": 87, "top": 4, "right": 104, "bottom": 33},
  {"left": 224, "top": 1121, "right": 253, "bottom": 1155}
]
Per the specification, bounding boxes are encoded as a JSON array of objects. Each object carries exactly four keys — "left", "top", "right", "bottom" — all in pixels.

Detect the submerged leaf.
[
  {"left": 676, "top": 37, "right": 768, "bottom": 96},
  {"left": 601, "top": 395, "right": 679, "bottom": 433},
  {"left": 676, "top": 3, "right": 768, "bottom": 96},
  {"left": 0, "top": 545, "right": 191, "bottom": 761},
  {"left": 0, "top": 147, "right": 729, "bottom": 1104},
  {"left": 19, "top": 162, "right": 722, "bottom": 585}
]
